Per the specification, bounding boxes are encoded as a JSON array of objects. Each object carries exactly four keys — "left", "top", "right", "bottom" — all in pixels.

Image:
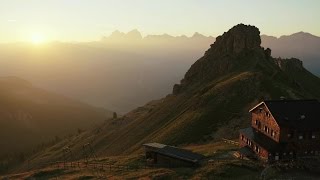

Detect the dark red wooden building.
[{"left": 239, "top": 99, "right": 320, "bottom": 162}]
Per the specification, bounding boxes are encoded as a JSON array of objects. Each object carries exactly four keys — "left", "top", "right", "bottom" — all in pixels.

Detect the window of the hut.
[
  {"left": 258, "top": 121, "right": 261, "bottom": 129},
  {"left": 264, "top": 126, "right": 267, "bottom": 132},
  {"left": 254, "top": 145, "right": 259, "bottom": 152},
  {"left": 298, "top": 134, "right": 304, "bottom": 140},
  {"left": 312, "top": 132, "right": 316, "bottom": 139}
]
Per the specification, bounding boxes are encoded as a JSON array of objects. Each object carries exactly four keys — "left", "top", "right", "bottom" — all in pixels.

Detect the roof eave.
[
  {"left": 157, "top": 152, "right": 201, "bottom": 163},
  {"left": 249, "top": 102, "right": 265, "bottom": 112}
]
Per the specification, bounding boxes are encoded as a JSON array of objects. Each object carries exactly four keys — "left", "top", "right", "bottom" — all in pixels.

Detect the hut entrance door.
[{"left": 154, "top": 153, "right": 157, "bottom": 163}]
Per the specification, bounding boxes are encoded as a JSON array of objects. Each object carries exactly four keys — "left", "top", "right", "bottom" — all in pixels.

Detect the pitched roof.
[
  {"left": 143, "top": 143, "right": 205, "bottom": 163},
  {"left": 251, "top": 99, "right": 320, "bottom": 129}
]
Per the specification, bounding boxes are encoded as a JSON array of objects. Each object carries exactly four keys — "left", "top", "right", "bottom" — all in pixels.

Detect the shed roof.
[
  {"left": 250, "top": 99, "right": 320, "bottom": 129},
  {"left": 143, "top": 143, "right": 205, "bottom": 163}
]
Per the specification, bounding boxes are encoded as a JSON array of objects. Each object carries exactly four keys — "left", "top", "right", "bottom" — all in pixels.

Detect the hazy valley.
[{"left": 0, "top": 30, "right": 319, "bottom": 115}]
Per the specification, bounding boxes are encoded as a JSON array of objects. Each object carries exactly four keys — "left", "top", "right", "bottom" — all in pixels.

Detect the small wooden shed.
[{"left": 143, "top": 143, "right": 205, "bottom": 167}]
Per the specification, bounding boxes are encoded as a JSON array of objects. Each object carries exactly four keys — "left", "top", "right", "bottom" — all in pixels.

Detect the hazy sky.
[{"left": 0, "top": 0, "right": 319, "bottom": 42}]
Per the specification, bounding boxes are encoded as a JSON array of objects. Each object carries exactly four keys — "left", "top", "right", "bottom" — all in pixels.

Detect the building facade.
[{"left": 239, "top": 99, "right": 320, "bottom": 162}]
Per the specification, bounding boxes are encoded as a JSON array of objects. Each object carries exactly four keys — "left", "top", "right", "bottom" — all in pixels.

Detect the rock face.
[
  {"left": 176, "top": 24, "right": 264, "bottom": 93},
  {"left": 208, "top": 24, "right": 261, "bottom": 55}
]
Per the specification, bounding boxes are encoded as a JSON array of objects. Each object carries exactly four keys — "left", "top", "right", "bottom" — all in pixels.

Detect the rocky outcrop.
[
  {"left": 275, "top": 58, "right": 303, "bottom": 71},
  {"left": 264, "top": 48, "right": 272, "bottom": 59},
  {"left": 207, "top": 24, "right": 261, "bottom": 55},
  {"left": 174, "top": 24, "right": 263, "bottom": 94}
]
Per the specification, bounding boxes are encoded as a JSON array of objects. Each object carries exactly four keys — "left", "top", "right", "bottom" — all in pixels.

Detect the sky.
[{"left": 0, "top": 0, "right": 319, "bottom": 42}]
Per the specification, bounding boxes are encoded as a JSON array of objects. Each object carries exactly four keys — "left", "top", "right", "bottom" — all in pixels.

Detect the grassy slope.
[
  {"left": 6, "top": 142, "right": 319, "bottom": 179},
  {"left": 0, "top": 77, "right": 112, "bottom": 155},
  {"left": 3, "top": 142, "right": 264, "bottom": 179}
]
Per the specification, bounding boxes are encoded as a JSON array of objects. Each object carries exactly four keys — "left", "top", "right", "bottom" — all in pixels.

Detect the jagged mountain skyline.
[
  {"left": 102, "top": 29, "right": 214, "bottom": 40},
  {"left": 102, "top": 29, "right": 317, "bottom": 41},
  {"left": 1, "top": 28, "right": 318, "bottom": 44}
]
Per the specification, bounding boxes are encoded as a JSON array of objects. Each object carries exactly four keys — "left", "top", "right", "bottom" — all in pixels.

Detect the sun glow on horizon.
[{"left": 31, "top": 33, "right": 46, "bottom": 45}]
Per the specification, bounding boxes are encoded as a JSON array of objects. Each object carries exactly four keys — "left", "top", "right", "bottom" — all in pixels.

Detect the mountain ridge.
[{"left": 0, "top": 76, "right": 112, "bottom": 156}]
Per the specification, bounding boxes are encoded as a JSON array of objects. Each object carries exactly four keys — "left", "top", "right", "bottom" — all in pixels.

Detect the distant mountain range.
[
  {"left": 22, "top": 24, "right": 320, "bottom": 171},
  {"left": 261, "top": 32, "right": 320, "bottom": 75},
  {"left": 102, "top": 29, "right": 213, "bottom": 41}
]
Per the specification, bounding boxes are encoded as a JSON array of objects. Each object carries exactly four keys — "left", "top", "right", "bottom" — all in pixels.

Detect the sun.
[{"left": 31, "top": 33, "right": 45, "bottom": 45}]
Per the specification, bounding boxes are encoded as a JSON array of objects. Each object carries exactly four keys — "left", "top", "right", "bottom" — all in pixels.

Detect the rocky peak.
[
  {"left": 108, "top": 29, "right": 142, "bottom": 40},
  {"left": 126, "top": 29, "right": 143, "bottom": 40},
  {"left": 207, "top": 24, "right": 261, "bottom": 55},
  {"left": 173, "top": 24, "right": 263, "bottom": 94},
  {"left": 192, "top": 32, "right": 207, "bottom": 39}
]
